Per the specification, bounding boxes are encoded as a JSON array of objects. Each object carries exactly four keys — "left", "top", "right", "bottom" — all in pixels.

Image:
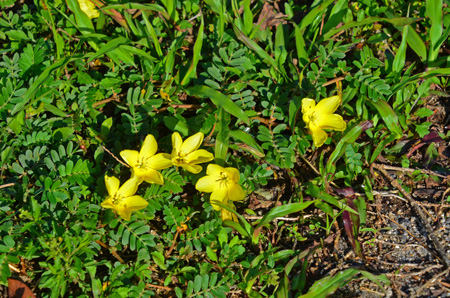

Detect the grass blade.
[
  {"left": 181, "top": 15, "right": 204, "bottom": 85},
  {"left": 256, "top": 202, "right": 315, "bottom": 229},
  {"left": 187, "top": 85, "right": 249, "bottom": 124}
]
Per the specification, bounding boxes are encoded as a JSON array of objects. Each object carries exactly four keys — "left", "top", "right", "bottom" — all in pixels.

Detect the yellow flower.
[
  {"left": 78, "top": 0, "right": 100, "bottom": 19},
  {"left": 101, "top": 176, "right": 148, "bottom": 221},
  {"left": 120, "top": 135, "right": 172, "bottom": 185},
  {"left": 302, "top": 95, "right": 347, "bottom": 147},
  {"left": 195, "top": 164, "right": 245, "bottom": 211},
  {"left": 221, "top": 202, "right": 238, "bottom": 222},
  {"left": 171, "top": 132, "right": 214, "bottom": 174}
]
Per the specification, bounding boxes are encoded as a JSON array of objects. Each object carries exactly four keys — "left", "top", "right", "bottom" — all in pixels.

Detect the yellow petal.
[
  {"left": 180, "top": 132, "right": 204, "bottom": 154},
  {"left": 122, "top": 195, "right": 148, "bottom": 211},
  {"left": 301, "top": 98, "right": 316, "bottom": 115},
  {"left": 210, "top": 188, "right": 228, "bottom": 210},
  {"left": 171, "top": 132, "right": 183, "bottom": 156},
  {"left": 120, "top": 150, "right": 139, "bottom": 168},
  {"left": 105, "top": 175, "right": 120, "bottom": 196},
  {"left": 206, "top": 164, "right": 225, "bottom": 176},
  {"left": 196, "top": 175, "right": 217, "bottom": 193},
  {"left": 227, "top": 183, "right": 245, "bottom": 201},
  {"left": 140, "top": 134, "right": 157, "bottom": 159},
  {"left": 221, "top": 208, "right": 237, "bottom": 222},
  {"left": 148, "top": 153, "right": 172, "bottom": 170},
  {"left": 310, "top": 126, "right": 328, "bottom": 148},
  {"left": 79, "top": 0, "right": 100, "bottom": 19},
  {"left": 101, "top": 197, "right": 115, "bottom": 209},
  {"left": 315, "top": 95, "right": 341, "bottom": 115},
  {"left": 224, "top": 167, "right": 240, "bottom": 183},
  {"left": 185, "top": 149, "right": 214, "bottom": 165},
  {"left": 141, "top": 169, "right": 164, "bottom": 185},
  {"left": 181, "top": 163, "right": 203, "bottom": 174},
  {"left": 115, "top": 195, "right": 148, "bottom": 221},
  {"left": 115, "top": 206, "right": 132, "bottom": 221},
  {"left": 317, "top": 114, "right": 346, "bottom": 131},
  {"left": 117, "top": 177, "right": 140, "bottom": 198}
]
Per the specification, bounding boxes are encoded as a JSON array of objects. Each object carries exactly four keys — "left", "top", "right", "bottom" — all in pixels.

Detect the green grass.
[{"left": 0, "top": 0, "right": 449, "bottom": 297}]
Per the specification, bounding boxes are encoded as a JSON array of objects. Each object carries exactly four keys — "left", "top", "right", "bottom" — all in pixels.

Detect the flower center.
[
  {"left": 136, "top": 157, "right": 151, "bottom": 169},
  {"left": 306, "top": 111, "right": 319, "bottom": 126},
  {"left": 216, "top": 172, "right": 229, "bottom": 187},
  {"left": 112, "top": 193, "right": 123, "bottom": 205},
  {"left": 174, "top": 151, "right": 186, "bottom": 165}
]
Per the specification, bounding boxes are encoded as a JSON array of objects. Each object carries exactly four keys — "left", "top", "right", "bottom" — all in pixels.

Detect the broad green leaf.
[
  {"left": 426, "top": 0, "right": 443, "bottom": 63},
  {"left": 323, "top": 17, "right": 420, "bottom": 40},
  {"left": 181, "top": 15, "right": 204, "bottom": 85},
  {"left": 215, "top": 108, "right": 230, "bottom": 166},
  {"left": 187, "top": 85, "right": 249, "bottom": 124},
  {"left": 392, "top": 25, "right": 408, "bottom": 73},
  {"left": 256, "top": 202, "right": 315, "bottom": 229},
  {"left": 142, "top": 11, "right": 163, "bottom": 57},
  {"left": 299, "top": 269, "right": 363, "bottom": 298},
  {"left": 11, "top": 57, "right": 71, "bottom": 115},
  {"left": 293, "top": 23, "right": 308, "bottom": 68},
  {"left": 298, "top": 0, "right": 335, "bottom": 31},
  {"left": 232, "top": 24, "right": 280, "bottom": 73},
  {"left": 306, "top": 184, "right": 358, "bottom": 214},
  {"left": 88, "top": 37, "right": 130, "bottom": 63},
  {"left": 326, "top": 121, "right": 373, "bottom": 174},
  {"left": 229, "top": 130, "right": 265, "bottom": 158},
  {"left": 404, "top": 25, "right": 427, "bottom": 62},
  {"left": 368, "top": 99, "right": 403, "bottom": 138}
]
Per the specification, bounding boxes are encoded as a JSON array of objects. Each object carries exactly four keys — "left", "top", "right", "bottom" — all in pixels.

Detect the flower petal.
[
  {"left": 301, "top": 98, "right": 316, "bottom": 115},
  {"left": 185, "top": 149, "right": 214, "bottom": 165},
  {"left": 206, "top": 164, "right": 225, "bottom": 176},
  {"left": 180, "top": 132, "right": 204, "bottom": 154},
  {"left": 171, "top": 132, "right": 183, "bottom": 156},
  {"left": 181, "top": 163, "right": 203, "bottom": 174},
  {"left": 310, "top": 126, "right": 328, "bottom": 148},
  {"left": 140, "top": 134, "right": 158, "bottom": 159},
  {"left": 117, "top": 177, "right": 140, "bottom": 198},
  {"left": 141, "top": 169, "right": 164, "bottom": 185},
  {"left": 221, "top": 208, "right": 237, "bottom": 222},
  {"left": 317, "top": 114, "right": 346, "bottom": 131},
  {"left": 122, "top": 195, "right": 148, "bottom": 211},
  {"left": 195, "top": 175, "right": 217, "bottom": 193},
  {"left": 120, "top": 150, "right": 139, "bottom": 168},
  {"left": 101, "top": 197, "right": 115, "bottom": 209},
  {"left": 115, "top": 206, "right": 132, "bottom": 221},
  {"left": 315, "top": 95, "right": 341, "bottom": 115},
  {"left": 224, "top": 167, "right": 240, "bottom": 183},
  {"left": 227, "top": 183, "right": 245, "bottom": 201},
  {"left": 148, "top": 153, "right": 172, "bottom": 170},
  {"left": 105, "top": 175, "right": 120, "bottom": 196},
  {"left": 210, "top": 188, "right": 228, "bottom": 210}
]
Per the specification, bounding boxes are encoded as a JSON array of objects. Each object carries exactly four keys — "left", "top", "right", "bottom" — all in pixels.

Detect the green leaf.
[
  {"left": 256, "top": 202, "right": 315, "bottom": 229},
  {"left": 87, "top": 37, "right": 130, "bottom": 63},
  {"left": 187, "top": 85, "right": 249, "bottom": 124},
  {"left": 323, "top": 17, "right": 420, "bottom": 40},
  {"left": 392, "top": 25, "right": 408, "bottom": 73},
  {"left": 368, "top": 99, "right": 403, "bottom": 138},
  {"left": 181, "top": 15, "right": 204, "bottom": 85},
  {"left": 299, "top": 269, "right": 362, "bottom": 298},
  {"left": 426, "top": 0, "right": 443, "bottom": 63},
  {"left": 326, "top": 121, "right": 372, "bottom": 174},
  {"left": 229, "top": 130, "right": 265, "bottom": 158},
  {"left": 215, "top": 108, "right": 230, "bottom": 166},
  {"left": 11, "top": 57, "right": 71, "bottom": 115},
  {"left": 298, "top": 0, "right": 335, "bottom": 31},
  {"left": 44, "top": 103, "right": 67, "bottom": 117},
  {"left": 232, "top": 24, "right": 280, "bottom": 74}
]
